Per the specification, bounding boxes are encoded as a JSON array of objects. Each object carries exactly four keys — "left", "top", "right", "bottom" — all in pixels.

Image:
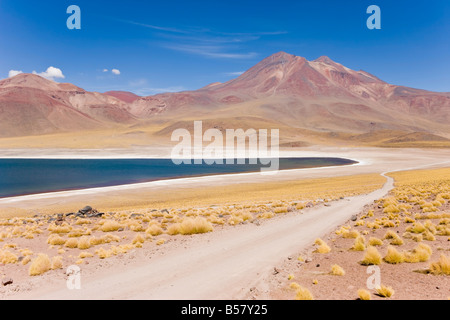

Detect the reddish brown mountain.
[
  {"left": 1, "top": 52, "right": 449, "bottom": 142},
  {"left": 104, "top": 91, "right": 140, "bottom": 103}
]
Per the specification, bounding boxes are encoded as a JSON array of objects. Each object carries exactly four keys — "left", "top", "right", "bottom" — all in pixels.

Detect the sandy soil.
[{"left": 1, "top": 146, "right": 449, "bottom": 300}]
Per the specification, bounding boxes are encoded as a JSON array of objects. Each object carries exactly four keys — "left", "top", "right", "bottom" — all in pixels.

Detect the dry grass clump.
[
  {"left": 294, "top": 286, "right": 314, "bottom": 300},
  {"left": 167, "top": 217, "right": 213, "bottom": 235},
  {"left": 376, "top": 285, "right": 395, "bottom": 298},
  {"left": 383, "top": 231, "right": 404, "bottom": 246},
  {"left": 360, "top": 246, "right": 382, "bottom": 265},
  {"left": 100, "top": 220, "right": 123, "bottom": 232},
  {"left": 403, "top": 243, "right": 432, "bottom": 263},
  {"left": 406, "top": 222, "right": 426, "bottom": 234},
  {"left": 48, "top": 223, "right": 72, "bottom": 234},
  {"left": 77, "top": 236, "right": 92, "bottom": 250},
  {"left": 0, "top": 250, "right": 19, "bottom": 264},
  {"left": 357, "top": 289, "right": 371, "bottom": 300},
  {"left": 330, "top": 264, "right": 345, "bottom": 276},
  {"left": 383, "top": 246, "right": 404, "bottom": 264},
  {"left": 47, "top": 234, "right": 66, "bottom": 246},
  {"left": 29, "top": 253, "right": 51, "bottom": 276},
  {"left": 429, "top": 254, "right": 450, "bottom": 275},
  {"left": 79, "top": 251, "right": 94, "bottom": 259},
  {"left": 51, "top": 256, "right": 63, "bottom": 270},
  {"left": 64, "top": 238, "right": 79, "bottom": 249},
  {"left": 352, "top": 236, "right": 366, "bottom": 251},
  {"left": 368, "top": 237, "right": 383, "bottom": 246},
  {"left": 145, "top": 224, "right": 163, "bottom": 236},
  {"left": 95, "top": 247, "right": 113, "bottom": 259},
  {"left": 314, "top": 238, "right": 331, "bottom": 254}
]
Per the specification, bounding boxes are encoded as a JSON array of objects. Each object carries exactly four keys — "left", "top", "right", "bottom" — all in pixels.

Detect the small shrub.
[
  {"left": 360, "top": 246, "right": 382, "bottom": 265},
  {"left": 314, "top": 238, "right": 331, "bottom": 254},
  {"left": 51, "top": 256, "right": 63, "bottom": 269},
  {"left": 100, "top": 220, "right": 123, "bottom": 232},
  {"left": 294, "top": 286, "right": 314, "bottom": 300},
  {"left": 0, "top": 250, "right": 18, "bottom": 264},
  {"left": 429, "top": 254, "right": 450, "bottom": 275},
  {"left": 376, "top": 285, "right": 394, "bottom": 298},
  {"left": 358, "top": 289, "right": 371, "bottom": 300},
  {"left": 352, "top": 236, "right": 366, "bottom": 251},
  {"left": 64, "top": 238, "right": 79, "bottom": 249},
  {"left": 29, "top": 254, "right": 51, "bottom": 276},
  {"left": 383, "top": 246, "right": 404, "bottom": 264},
  {"left": 330, "top": 264, "right": 345, "bottom": 276},
  {"left": 368, "top": 237, "right": 383, "bottom": 246}
]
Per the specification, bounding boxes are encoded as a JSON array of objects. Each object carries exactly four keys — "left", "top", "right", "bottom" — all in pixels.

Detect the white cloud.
[
  {"left": 32, "top": 66, "right": 65, "bottom": 81},
  {"left": 103, "top": 69, "right": 109, "bottom": 72},
  {"left": 8, "top": 70, "right": 23, "bottom": 77},
  {"left": 224, "top": 71, "right": 244, "bottom": 76},
  {"left": 111, "top": 69, "right": 121, "bottom": 75}
]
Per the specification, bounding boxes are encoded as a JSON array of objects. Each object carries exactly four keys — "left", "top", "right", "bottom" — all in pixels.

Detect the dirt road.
[{"left": 10, "top": 173, "right": 392, "bottom": 300}]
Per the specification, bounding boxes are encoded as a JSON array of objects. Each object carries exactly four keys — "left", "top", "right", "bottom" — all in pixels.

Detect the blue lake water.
[{"left": 0, "top": 158, "right": 357, "bottom": 198}]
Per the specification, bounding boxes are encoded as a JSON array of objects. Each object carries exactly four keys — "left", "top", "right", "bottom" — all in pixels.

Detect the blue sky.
[{"left": 0, "top": 0, "right": 448, "bottom": 94}]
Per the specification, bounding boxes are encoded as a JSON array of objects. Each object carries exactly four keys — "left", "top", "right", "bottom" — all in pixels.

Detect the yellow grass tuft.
[
  {"left": 376, "top": 285, "right": 395, "bottom": 298},
  {"left": 404, "top": 243, "right": 432, "bottom": 263},
  {"left": 77, "top": 236, "right": 92, "bottom": 250},
  {"left": 0, "top": 250, "right": 19, "bottom": 264},
  {"left": 294, "top": 286, "right": 314, "bottom": 300},
  {"left": 330, "top": 264, "right": 345, "bottom": 276},
  {"left": 360, "top": 246, "right": 382, "bottom": 265},
  {"left": 314, "top": 238, "right": 331, "bottom": 254},
  {"left": 100, "top": 220, "right": 123, "bottom": 232},
  {"left": 352, "top": 236, "right": 366, "bottom": 251},
  {"left": 79, "top": 251, "right": 94, "bottom": 259},
  {"left": 368, "top": 237, "right": 383, "bottom": 246},
  {"left": 357, "top": 289, "right": 371, "bottom": 300},
  {"left": 47, "top": 234, "right": 67, "bottom": 246},
  {"left": 132, "top": 234, "right": 145, "bottom": 245},
  {"left": 383, "top": 246, "right": 404, "bottom": 264},
  {"left": 167, "top": 217, "right": 213, "bottom": 235},
  {"left": 429, "top": 254, "right": 450, "bottom": 275},
  {"left": 29, "top": 254, "right": 51, "bottom": 276},
  {"left": 64, "top": 238, "right": 79, "bottom": 249},
  {"left": 51, "top": 256, "right": 63, "bottom": 270}
]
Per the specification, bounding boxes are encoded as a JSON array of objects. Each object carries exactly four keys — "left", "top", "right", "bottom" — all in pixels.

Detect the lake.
[{"left": 0, "top": 157, "right": 357, "bottom": 198}]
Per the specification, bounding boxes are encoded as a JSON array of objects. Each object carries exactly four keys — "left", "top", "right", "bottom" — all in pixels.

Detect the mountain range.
[{"left": 1, "top": 51, "right": 449, "bottom": 147}]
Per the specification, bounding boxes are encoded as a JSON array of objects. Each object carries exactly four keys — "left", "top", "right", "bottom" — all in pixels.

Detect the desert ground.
[{"left": 0, "top": 146, "right": 449, "bottom": 300}]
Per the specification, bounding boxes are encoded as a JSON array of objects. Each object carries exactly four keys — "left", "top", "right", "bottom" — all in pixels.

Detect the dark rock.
[
  {"left": 273, "top": 267, "right": 280, "bottom": 275},
  {"left": 351, "top": 215, "right": 358, "bottom": 221},
  {"left": 80, "top": 206, "right": 92, "bottom": 213},
  {"left": 117, "top": 228, "right": 124, "bottom": 232},
  {"left": 87, "top": 212, "right": 104, "bottom": 218},
  {"left": 2, "top": 278, "right": 13, "bottom": 286},
  {"left": 316, "top": 264, "right": 320, "bottom": 267},
  {"left": 340, "top": 197, "right": 344, "bottom": 200},
  {"left": 130, "top": 213, "right": 144, "bottom": 219},
  {"left": 161, "top": 209, "right": 169, "bottom": 214}
]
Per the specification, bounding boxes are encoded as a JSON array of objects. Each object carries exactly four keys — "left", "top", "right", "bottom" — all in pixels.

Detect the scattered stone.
[
  {"left": 117, "top": 228, "right": 124, "bottom": 232},
  {"left": 316, "top": 264, "right": 320, "bottom": 268},
  {"left": 130, "top": 213, "right": 144, "bottom": 219},
  {"left": 2, "top": 278, "right": 13, "bottom": 286},
  {"left": 273, "top": 267, "right": 280, "bottom": 275},
  {"left": 305, "top": 258, "right": 312, "bottom": 263},
  {"left": 252, "top": 219, "right": 261, "bottom": 226},
  {"left": 79, "top": 206, "right": 92, "bottom": 214},
  {"left": 324, "top": 203, "right": 331, "bottom": 207},
  {"left": 351, "top": 215, "right": 358, "bottom": 221},
  {"left": 340, "top": 197, "right": 344, "bottom": 200}
]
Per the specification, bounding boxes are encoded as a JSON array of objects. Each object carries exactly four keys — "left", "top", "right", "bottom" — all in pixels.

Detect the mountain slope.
[{"left": 0, "top": 52, "right": 449, "bottom": 145}]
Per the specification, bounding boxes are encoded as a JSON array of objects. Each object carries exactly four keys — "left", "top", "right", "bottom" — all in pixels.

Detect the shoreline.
[{"left": 0, "top": 158, "right": 362, "bottom": 203}]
